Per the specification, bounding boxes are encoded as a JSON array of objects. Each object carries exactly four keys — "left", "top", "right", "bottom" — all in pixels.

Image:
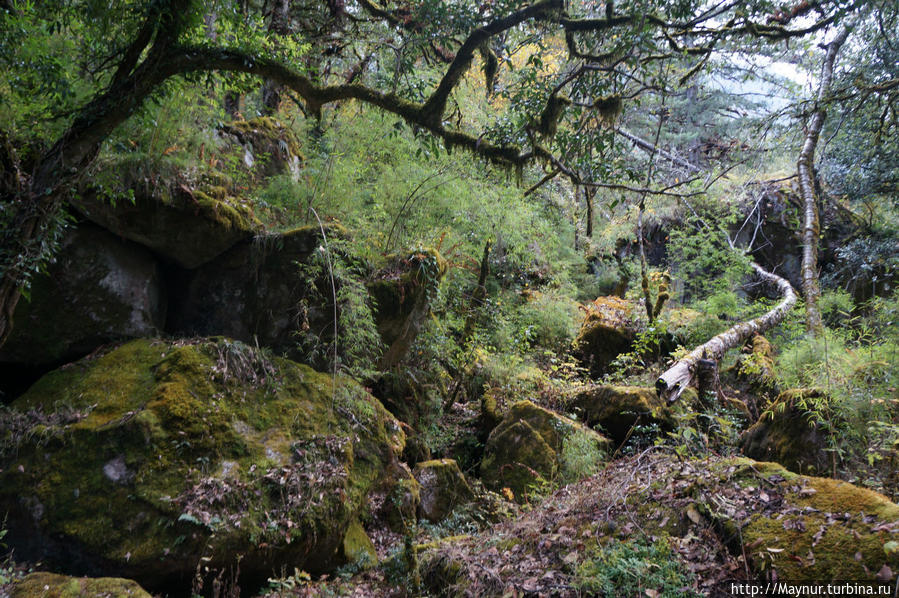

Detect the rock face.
[
  {"left": 413, "top": 459, "right": 474, "bottom": 522},
  {"left": 741, "top": 388, "right": 832, "bottom": 475},
  {"left": 567, "top": 385, "right": 675, "bottom": 444},
  {"left": 11, "top": 572, "right": 152, "bottom": 598},
  {"left": 167, "top": 226, "right": 331, "bottom": 355},
  {"left": 574, "top": 296, "right": 636, "bottom": 377},
  {"left": 480, "top": 401, "right": 610, "bottom": 500},
  {"left": 0, "top": 338, "right": 404, "bottom": 591},
  {"left": 74, "top": 186, "right": 258, "bottom": 269},
  {"left": 0, "top": 225, "right": 165, "bottom": 366}
]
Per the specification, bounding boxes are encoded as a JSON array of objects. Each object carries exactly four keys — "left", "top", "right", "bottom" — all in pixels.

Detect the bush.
[{"left": 575, "top": 538, "right": 701, "bottom": 597}]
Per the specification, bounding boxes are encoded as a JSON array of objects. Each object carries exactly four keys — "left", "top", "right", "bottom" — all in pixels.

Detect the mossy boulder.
[
  {"left": 340, "top": 519, "right": 378, "bottom": 567},
  {"left": 375, "top": 464, "right": 421, "bottom": 533},
  {"left": 480, "top": 401, "right": 610, "bottom": 500},
  {"left": 567, "top": 385, "right": 675, "bottom": 444},
  {"left": 368, "top": 249, "right": 446, "bottom": 369},
  {"left": 413, "top": 459, "right": 474, "bottom": 522},
  {"left": 0, "top": 225, "right": 165, "bottom": 366},
  {"left": 574, "top": 296, "right": 637, "bottom": 377},
  {"left": 10, "top": 572, "right": 152, "bottom": 598},
  {"left": 0, "top": 338, "right": 405, "bottom": 592},
  {"left": 729, "top": 333, "right": 778, "bottom": 398},
  {"left": 741, "top": 389, "right": 832, "bottom": 474},
  {"left": 74, "top": 183, "right": 259, "bottom": 269},
  {"left": 218, "top": 117, "right": 303, "bottom": 180},
  {"left": 722, "top": 459, "right": 899, "bottom": 583}
]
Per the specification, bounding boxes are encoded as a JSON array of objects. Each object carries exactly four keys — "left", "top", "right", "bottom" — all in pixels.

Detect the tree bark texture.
[
  {"left": 797, "top": 27, "right": 850, "bottom": 336},
  {"left": 656, "top": 262, "right": 797, "bottom": 403}
]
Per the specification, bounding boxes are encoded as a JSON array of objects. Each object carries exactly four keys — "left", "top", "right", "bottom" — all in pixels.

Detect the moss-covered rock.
[
  {"left": 218, "top": 117, "right": 303, "bottom": 180},
  {"left": 368, "top": 248, "right": 446, "bottom": 369},
  {"left": 10, "top": 572, "right": 152, "bottom": 598},
  {"left": 0, "top": 338, "right": 405, "bottom": 591},
  {"left": 340, "top": 519, "right": 378, "bottom": 567},
  {"left": 574, "top": 296, "right": 637, "bottom": 377},
  {"left": 741, "top": 388, "right": 832, "bottom": 474},
  {"left": 376, "top": 464, "right": 421, "bottom": 533},
  {"left": 567, "top": 385, "right": 675, "bottom": 444},
  {"left": 74, "top": 183, "right": 259, "bottom": 269},
  {"left": 0, "top": 225, "right": 165, "bottom": 366},
  {"left": 480, "top": 401, "right": 610, "bottom": 500},
  {"left": 723, "top": 459, "right": 899, "bottom": 583},
  {"left": 413, "top": 459, "right": 474, "bottom": 522},
  {"left": 729, "top": 334, "right": 778, "bottom": 398}
]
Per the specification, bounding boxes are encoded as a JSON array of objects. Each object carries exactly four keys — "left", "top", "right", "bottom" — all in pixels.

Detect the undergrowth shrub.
[
  {"left": 295, "top": 240, "right": 383, "bottom": 379},
  {"left": 574, "top": 537, "right": 701, "bottom": 597}
]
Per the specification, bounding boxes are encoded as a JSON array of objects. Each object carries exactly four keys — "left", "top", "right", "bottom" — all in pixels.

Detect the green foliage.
[
  {"left": 295, "top": 239, "right": 384, "bottom": 379},
  {"left": 560, "top": 428, "right": 606, "bottom": 483},
  {"left": 574, "top": 538, "right": 702, "bottom": 597},
  {"left": 773, "top": 318, "right": 899, "bottom": 493},
  {"left": 667, "top": 209, "right": 751, "bottom": 302}
]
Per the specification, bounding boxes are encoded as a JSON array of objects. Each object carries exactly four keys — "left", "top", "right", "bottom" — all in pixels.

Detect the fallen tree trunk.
[{"left": 656, "top": 262, "right": 797, "bottom": 403}]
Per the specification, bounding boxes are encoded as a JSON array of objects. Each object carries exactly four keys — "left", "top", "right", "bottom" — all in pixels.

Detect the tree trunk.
[
  {"left": 656, "top": 261, "right": 797, "bottom": 403},
  {"left": 585, "top": 185, "right": 595, "bottom": 238},
  {"left": 797, "top": 27, "right": 850, "bottom": 336}
]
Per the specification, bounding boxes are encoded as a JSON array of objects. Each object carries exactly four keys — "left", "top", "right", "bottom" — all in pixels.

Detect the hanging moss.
[{"left": 593, "top": 95, "right": 623, "bottom": 126}]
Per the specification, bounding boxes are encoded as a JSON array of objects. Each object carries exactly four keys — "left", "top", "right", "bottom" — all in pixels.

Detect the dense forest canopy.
[
  {"left": 2, "top": 0, "right": 895, "bottom": 342},
  {"left": 1, "top": 0, "right": 899, "bottom": 595}
]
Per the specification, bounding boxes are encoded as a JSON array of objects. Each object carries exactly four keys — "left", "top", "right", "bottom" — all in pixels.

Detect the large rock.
[
  {"left": 0, "top": 338, "right": 405, "bottom": 592},
  {"left": 74, "top": 185, "right": 259, "bottom": 269},
  {"left": 0, "top": 225, "right": 165, "bottom": 366},
  {"left": 567, "top": 385, "right": 675, "bottom": 444},
  {"left": 10, "top": 572, "right": 152, "bottom": 598},
  {"left": 741, "top": 388, "right": 832, "bottom": 475},
  {"left": 574, "top": 296, "right": 637, "bottom": 377},
  {"left": 726, "top": 459, "right": 899, "bottom": 583},
  {"left": 480, "top": 400, "right": 610, "bottom": 500},
  {"left": 167, "top": 226, "right": 342, "bottom": 359},
  {"left": 368, "top": 249, "right": 446, "bottom": 369},
  {"left": 415, "top": 455, "right": 899, "bottom": 595},
  {"left": 413, "top": 459, "right": 474, "bottom": 522},
  {"left": 169, "top": 229, "right": 443, "bottom": 368}
]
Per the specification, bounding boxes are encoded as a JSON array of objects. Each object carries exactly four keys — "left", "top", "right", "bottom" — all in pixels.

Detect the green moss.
[
  {"left": 708, "top": 458, "right": 899, "bottom": 582},
  {"left": 341, "top": 519, "right": 378, "bottom": 567},
  {"left": 481, "top": 401, "right": 609, "bottom": 500},
  {"left": 11, "top": 572, "right": 152, "bottom": 598},
  {"left": 0, "top": 338, "right": 405, "bottom": 586},
  {"left": 413, "top": 459, "right": 474, "bottom": 522},
  {"left": 193, "top": 192, "right": 256, "bottom": 232},
  {"left": 568, "top": 385, "right": 674, "bottom": 444}
]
